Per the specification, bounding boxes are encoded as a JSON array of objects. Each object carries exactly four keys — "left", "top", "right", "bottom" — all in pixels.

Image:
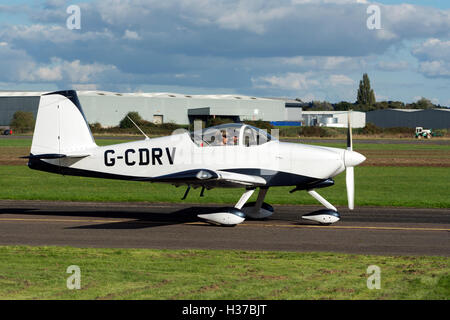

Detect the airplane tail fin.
[{"left": 30, "top": 90, "right": 97, "bottom": 156}]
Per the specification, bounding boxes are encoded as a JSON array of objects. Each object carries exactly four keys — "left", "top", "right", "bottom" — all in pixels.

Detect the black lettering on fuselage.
[
  {"left": 166, "top": 147, "right": 175, "bottom": 164},
  {"left": 152, "top": 148, "right": 163, "bottom": 165},
  {"left": 104, "top": 150, "right": 115, "bottom": 166},
  {"left": 125, "top": 149, "right": 135, "bottom": 166},
  {"left": 103, "top": 147, "right": 176, "bottom": 167},
  {"left": 139, "top": 148, "right": 150, "bottom": 165}
]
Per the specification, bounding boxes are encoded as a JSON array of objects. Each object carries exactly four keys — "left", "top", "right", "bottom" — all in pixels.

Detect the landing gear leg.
[
  {"left": 235, "top": 188, "right": 256, "bottom": 209},
  {"left": 241, "top": 187, "right": 274, "bottom": 219}
]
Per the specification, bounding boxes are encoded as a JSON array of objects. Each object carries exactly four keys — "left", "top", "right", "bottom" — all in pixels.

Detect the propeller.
[{"left": 346, "top": 110, "right": 355, "bottom": 210}]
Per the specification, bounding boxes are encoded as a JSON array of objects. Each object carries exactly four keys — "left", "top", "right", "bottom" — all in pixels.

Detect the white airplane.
[{"left": 25, "top": 90, "right": 366, "bottom": 226}]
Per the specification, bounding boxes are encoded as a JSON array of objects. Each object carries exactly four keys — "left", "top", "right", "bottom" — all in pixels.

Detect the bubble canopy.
[{"left": 190, "top": 123, "right": 277, "bottom": 147}]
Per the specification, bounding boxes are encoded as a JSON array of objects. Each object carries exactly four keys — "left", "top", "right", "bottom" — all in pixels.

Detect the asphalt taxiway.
[{"left": 0, "top": 200, "right": 448, "bottom": 256}]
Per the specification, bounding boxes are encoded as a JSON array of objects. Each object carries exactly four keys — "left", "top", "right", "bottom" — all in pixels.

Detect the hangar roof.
[{"left": 0, "top": 90, "right": 273, "bottom": 101}]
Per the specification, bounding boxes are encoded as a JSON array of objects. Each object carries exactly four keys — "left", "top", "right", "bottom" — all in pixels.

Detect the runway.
[{"left": 0, "top": 200, "right": 449, "bottom": 256}]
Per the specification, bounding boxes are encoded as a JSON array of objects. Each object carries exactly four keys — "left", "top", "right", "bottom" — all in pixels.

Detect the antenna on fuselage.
[{"left": 127, "top": 115, "right": 150, "bottom": 140}]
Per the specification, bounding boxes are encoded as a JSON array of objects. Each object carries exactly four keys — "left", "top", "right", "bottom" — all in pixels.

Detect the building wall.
[
  {"left": 78, "top": 94, "right": 285, "bottom": 126},
  {"left": 301, "top": 111, "right": 366, "bottom": 128},
  {"left": 285, "top": 107, "right": 302, "bottom": 122},
  {"left": 0, "top": 92, "right": 286, "bottom": 127},
  {"left": 366, "top": 109, "right": 450, "bottom": 129},
  {"left": 0, "top": 96, "right": 40, "bottom": 126}
]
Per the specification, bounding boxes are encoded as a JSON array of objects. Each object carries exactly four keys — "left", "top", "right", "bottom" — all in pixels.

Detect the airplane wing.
[{"left": 144, "top": 169, "right": 266, "bottom": 188}]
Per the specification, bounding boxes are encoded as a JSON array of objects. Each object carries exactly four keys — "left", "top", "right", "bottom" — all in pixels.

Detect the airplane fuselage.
[{"left": 29, "top": 132, "right": 351, "bottom": 188}]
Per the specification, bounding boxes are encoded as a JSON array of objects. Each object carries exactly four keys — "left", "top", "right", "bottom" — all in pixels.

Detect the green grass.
[
  {"left": 0, "top": 246, "right": 448, "bottom": 300},
  {"left": 320, "top": 143, "right": 449, "bottom": 151},
  {"left": 2, "top": 137, "right": 449, "bottom": 151},
  {"left": 0, "top": 165, "right": 449, "bottom": 208}
]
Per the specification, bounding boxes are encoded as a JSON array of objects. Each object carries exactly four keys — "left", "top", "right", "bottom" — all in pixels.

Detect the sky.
[{"left": 0, "top": 0, "right": 449, "bottom": 105}]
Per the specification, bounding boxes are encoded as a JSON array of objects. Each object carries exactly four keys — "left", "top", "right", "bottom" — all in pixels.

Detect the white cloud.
[
  {"left": 328, "top": 74, "right": 354, "bottom": 86},
  {"left": 413, "top": 38, "right": 450, "bottom": 78},
  {"left": 281, "top": 56, "right": 368, "bottom": 72},
  {"left": 252, "top": 72, "right": 319, "bottom": 90},
  {"left": 376, "top": 60, "right": 409, "bottom": 71},
  {"left": 413, "top": 38, "right": 450, "bottom": 62},
  {"left": 0, "top": 24, "right": 114, "bottom": 43},
  {"left": 375, "top": 29, "right": 398, "bottom": 41},
  {"left": 123, "top": 30, "right": 141, "bottom": 40},
  {"left": 418, "top": 60, "right": 450, "bottom": 78},
  {"left": 14, "top": 56, "right": 119, "bottom": 84}
]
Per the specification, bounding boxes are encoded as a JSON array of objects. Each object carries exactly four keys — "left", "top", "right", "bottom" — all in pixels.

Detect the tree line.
[{"left": 298, "top": 73, "right": 444, "bottom": 112}]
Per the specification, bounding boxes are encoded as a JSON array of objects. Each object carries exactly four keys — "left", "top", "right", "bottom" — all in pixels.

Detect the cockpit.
[{"left": 190, "top": 123, "right": 277, "bottom": 147}]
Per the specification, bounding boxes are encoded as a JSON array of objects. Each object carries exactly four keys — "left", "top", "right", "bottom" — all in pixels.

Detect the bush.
[
  {"left": 206, "top": 117, "right": 235, "bottom": 127},
  {"left": 10, "top": 111, "right": 35, "bottom": 133},
  {"left": 360, "top": 123, "right": 383, "bottom": 135},
  {"left": 299, "top": 126, "right": 333, "bottom": 137},
  {"left": 243, "top": 120, "right": 274, "bottom": 131},
  {"left": 89, "top": 122, "right": 102, "bottom": 132}
]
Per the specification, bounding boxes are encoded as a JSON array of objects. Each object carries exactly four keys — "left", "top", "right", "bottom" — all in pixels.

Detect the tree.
[
  {"left": 119, "top": 111, "right": 143, "bottom": 128},
  {"left": 305, "top": 100, "right": 333, "bottom": 111},
  {"left": 334, "top": 101, "right": 354, "bottom": 111},
  {"left": 415, "top": 97, "right": 434, "bottom": 109},
  {"left": 10, "top": 111, "right": 35, "bottom": 133},
  {"left": 357, "top": 73, "right": 376, "bottom": 107}
]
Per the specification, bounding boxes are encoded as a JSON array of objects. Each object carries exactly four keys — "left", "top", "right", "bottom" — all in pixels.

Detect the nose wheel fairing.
[{"left": 302, "top": 209, "right": 340, "bottom": 225}]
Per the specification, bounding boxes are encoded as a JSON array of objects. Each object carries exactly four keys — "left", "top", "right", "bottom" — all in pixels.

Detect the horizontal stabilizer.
[{"left": 21, "top": 153, "right": 91, "bottom": 160}]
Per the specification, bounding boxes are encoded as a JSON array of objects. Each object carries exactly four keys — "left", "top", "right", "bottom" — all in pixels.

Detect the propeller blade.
[
  {"left": 347, "top": 110, "right": 353, "bottom": 151},
  {"left": 346, "top": 166, "right": 354, "bottom": 210}
]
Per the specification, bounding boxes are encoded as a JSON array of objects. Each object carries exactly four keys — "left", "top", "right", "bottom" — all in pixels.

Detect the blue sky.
[{"left": 0, "top": 0, "right": 449, "bottom": 105}]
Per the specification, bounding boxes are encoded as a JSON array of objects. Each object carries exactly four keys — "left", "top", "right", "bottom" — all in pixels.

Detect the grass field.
[
  {"left": 0, "top": 165, "right": 449, "bottom": 208},
  {"left": 0, "top": 246, "right": 448, "bottom": 300},
  {"left": 2, "top": 137, "right": 449, "bottom": 150},
  {"left": 2, "top": 138, "right": 449, "bottom": 168}
]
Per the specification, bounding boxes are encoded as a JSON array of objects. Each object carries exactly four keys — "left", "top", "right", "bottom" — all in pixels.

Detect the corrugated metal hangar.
[
  {"left": 4, "top": 91, "right": 448, "bottom": 129},
  {"left": 0, "top": 91, "right": 298, "bottom": 127},
  {"left": 366, "top": 109, "right": 450, "bottom": 129}
]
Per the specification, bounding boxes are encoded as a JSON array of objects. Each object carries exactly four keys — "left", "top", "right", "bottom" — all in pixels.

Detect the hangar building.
[
  {"left": 302, "top": 111, "right": 366, "bottom": 128},
  {"left": 0, "top": 91, "right": 292, "bottom": 127},
  {"left": 366, "top": 109, "right": 450, "bottom": 129}
]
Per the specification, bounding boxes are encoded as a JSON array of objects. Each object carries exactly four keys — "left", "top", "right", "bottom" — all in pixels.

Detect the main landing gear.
[{"left": 197, "top": 187, "right": 340, "bottom": 226}]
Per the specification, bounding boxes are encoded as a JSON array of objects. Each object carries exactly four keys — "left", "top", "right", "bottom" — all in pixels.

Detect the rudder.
[{"left": 31, "top": 90, "right": 96, "bottom": 156}]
